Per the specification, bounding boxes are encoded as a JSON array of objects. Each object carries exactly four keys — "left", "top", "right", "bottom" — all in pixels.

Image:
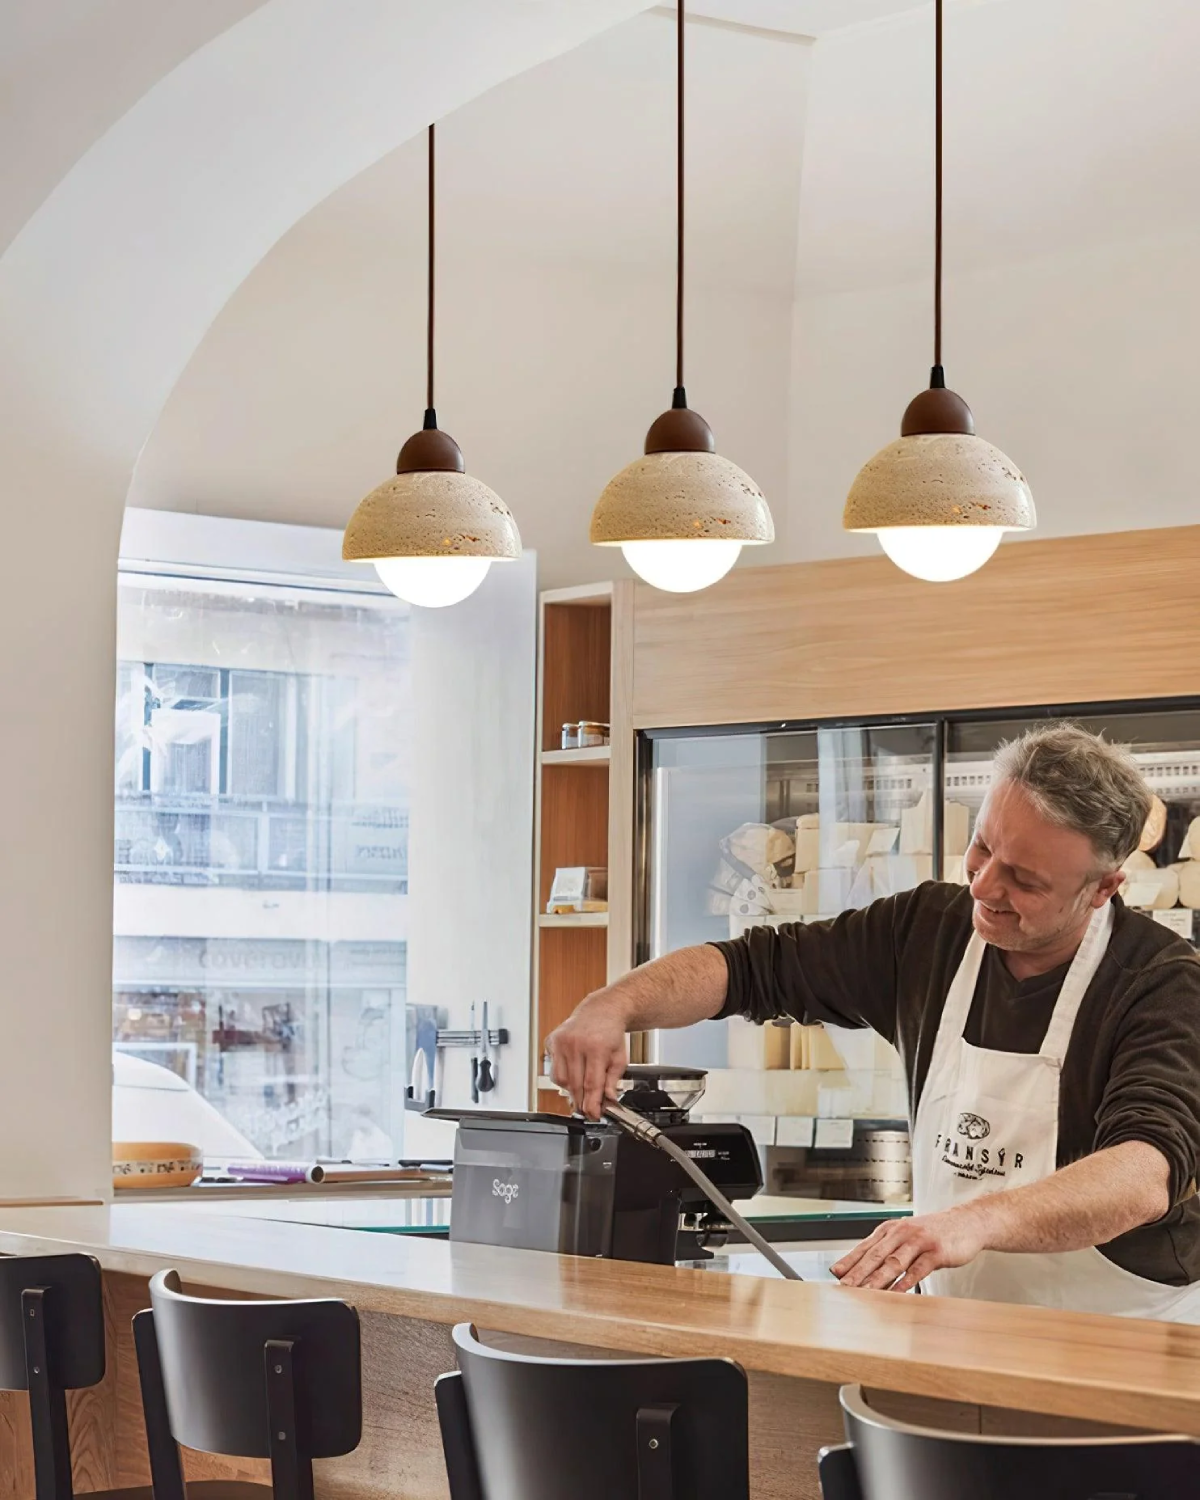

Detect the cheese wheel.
[
  {"left": 1139, "top": 795, "right": 1167, "bottom": 853},
  {"left": 1121, "top": 850, "right": 1156, "bottom": 876},
  {"left": 1180, "top": 818, "right": 1200, "bottom": 862},
  {"left": 1179, "top": 861, "right": 1200, "bottom": 910}
]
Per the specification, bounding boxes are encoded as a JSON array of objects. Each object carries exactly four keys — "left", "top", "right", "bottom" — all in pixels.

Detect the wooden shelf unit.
[{"left": 530, "top": 580, "right": 634, "bottom": 1110}]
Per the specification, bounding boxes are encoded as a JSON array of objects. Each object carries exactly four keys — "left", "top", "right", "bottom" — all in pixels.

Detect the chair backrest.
[
  {"left": 147, "top": 1268, "right": 361, "bottom": 1500},
  {"left": 436, "top": 1321, "right": 749, "bottom": 1500},
  {"left": 0, "top": 1252, "right": 105, "bottom": 1500},
  {"left": 0, "top": 1252, "right": 105, "bottom": 1392},
  {"left": 823, "top": 1384, "right": 1200, "bottom": 1500}
]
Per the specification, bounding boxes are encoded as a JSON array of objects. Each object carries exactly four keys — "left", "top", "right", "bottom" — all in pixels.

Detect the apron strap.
[{"left": 1038, "top": 899, "right": 1115, "bottom": 1063}]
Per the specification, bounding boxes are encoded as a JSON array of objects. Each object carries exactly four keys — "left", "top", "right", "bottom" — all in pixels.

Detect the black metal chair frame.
[
  {"left": 436, "top": 1321, "right": 748, "bottom": 1500},
  {"left": 818, "top": 1383, "right": 1200, "bottom": 1500},
  {"left": 0, "top": 1253, "right": 106, "bottom": 1500}
]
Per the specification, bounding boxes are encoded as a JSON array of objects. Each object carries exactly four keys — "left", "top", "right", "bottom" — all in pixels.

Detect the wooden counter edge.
[{"left": 2, "top": 1218, "right": 1200, "bottom": 1436}]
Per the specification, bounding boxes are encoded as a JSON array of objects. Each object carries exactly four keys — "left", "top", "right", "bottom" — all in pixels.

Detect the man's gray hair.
[{"left": 991, "top": 722, "right": 1152, "bottom": 870}]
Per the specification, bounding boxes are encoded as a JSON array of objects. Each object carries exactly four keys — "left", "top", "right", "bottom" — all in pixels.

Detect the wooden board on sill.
[
  {"left": 541, "top": 745, "right": 611, "bottom": 766},
  {"left": 538, "top": 911, "right": 609, "bottom": 928}
]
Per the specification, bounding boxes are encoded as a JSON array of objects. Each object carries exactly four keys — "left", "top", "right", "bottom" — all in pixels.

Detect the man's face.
[{"left": 963, "top": 778, "right": 1123, "bottom": 953}]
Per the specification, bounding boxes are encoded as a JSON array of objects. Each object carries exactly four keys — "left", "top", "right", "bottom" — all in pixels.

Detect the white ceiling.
[
  {"left": 685, "top": 0, "right": 929, "bottom": 37},
  {"left": 0, "top": 0, "right": 267, "bottom": 252}
]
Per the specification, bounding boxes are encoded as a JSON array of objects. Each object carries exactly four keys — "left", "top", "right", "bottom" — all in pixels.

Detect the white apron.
[{"left": 911, "top": 899, "right": 1200, "bottom": 1321}]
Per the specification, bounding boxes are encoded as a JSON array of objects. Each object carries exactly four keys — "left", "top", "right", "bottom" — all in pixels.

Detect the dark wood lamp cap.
[
  {"left": 644, "top": 387, "right": 717, "bottom": 455},
  {"left": 396, "top": 409, "right": 466, "bottom": 474},
  {"left": 900, "top": 367, "right": 976, "bottom": 437}
]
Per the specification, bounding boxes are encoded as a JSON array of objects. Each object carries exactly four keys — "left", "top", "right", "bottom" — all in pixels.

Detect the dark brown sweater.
[{"left": 714, "top": 883, "right": 1200, "bottom": 1285}]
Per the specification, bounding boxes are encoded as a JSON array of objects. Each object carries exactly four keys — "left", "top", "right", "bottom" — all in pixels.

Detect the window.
[{"left": 113, "top": 563, "right": 410, "bottom": 1161}]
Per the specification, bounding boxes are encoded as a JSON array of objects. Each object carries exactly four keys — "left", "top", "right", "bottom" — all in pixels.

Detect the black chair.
[
  {"left": 435, "top": 1320, "right": 749, "bottom": 1500},
  {"left": 0, "top": 1251, "right": 256, "bottom": 1500},
  {"left": 818, "top": 1383, "right": 1200, "bottom": 1500},
  {"left": 142, "top": 1268, "right": 362, "bottom": 1500}
]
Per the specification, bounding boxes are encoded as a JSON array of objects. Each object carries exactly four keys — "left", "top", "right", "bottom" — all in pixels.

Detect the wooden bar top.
[{"left": 2, "top": 1203, "right": 1200, "bottom": 1434}]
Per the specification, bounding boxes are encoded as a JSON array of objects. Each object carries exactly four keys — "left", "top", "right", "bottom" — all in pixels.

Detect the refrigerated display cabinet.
[{"left": 638, "top": 700, "right": 1200, "bottom": 1201}]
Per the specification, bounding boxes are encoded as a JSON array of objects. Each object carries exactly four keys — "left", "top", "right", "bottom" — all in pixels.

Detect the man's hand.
[
  {"left": 832, "top": 1205, "right": 988, "bottom": 1292},
  {"left": 546, "top": 991, "right": 630, "bottom": 1119}
]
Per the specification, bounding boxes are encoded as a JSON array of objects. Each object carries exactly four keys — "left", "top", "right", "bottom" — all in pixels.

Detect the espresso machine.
[{"left": 430, "top": 1065, "right": 766, "bottom": 1266}]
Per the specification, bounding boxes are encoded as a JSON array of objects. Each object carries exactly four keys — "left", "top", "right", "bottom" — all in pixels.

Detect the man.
[{"left": 547, "top": 724, "right": 1200, "bottom": 1318}]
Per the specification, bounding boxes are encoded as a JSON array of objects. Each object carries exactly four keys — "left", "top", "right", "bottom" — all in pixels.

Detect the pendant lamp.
[
  {"left": 590, "top": 1, "right": 773, "bottom": 593},
  {"left": 343, "top": 125, "right": 520, "bottom": 608},
  {"left": 843, "top": 0, "right": 1034, "bottom": 583}
]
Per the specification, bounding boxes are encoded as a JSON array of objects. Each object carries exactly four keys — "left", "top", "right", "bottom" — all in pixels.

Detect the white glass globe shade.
[
  {"left": 875, "top": 526, "right": 1005, "bottom": 583},
  {"left": 620, "top": 539, "right": 742, "bottom": 593},
  {"left": 373, "top": 556, "right": 492, "bottom": 608}
]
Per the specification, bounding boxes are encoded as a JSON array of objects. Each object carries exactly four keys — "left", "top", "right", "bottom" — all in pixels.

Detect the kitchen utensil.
[
  {"left": 477, "top": 1002, "right": 495, "bottom": 1094},
  {"left": 469, "top": 1003, "right": 480, "bottom": 1103}
]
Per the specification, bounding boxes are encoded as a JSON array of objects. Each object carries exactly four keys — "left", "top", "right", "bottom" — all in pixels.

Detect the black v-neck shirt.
[{"left": 714, "top": 883, "right": 1200, "bottom": 1285}]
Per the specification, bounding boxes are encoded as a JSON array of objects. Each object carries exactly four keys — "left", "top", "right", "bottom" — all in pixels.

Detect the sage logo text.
[{"left": 492, "top": 1179, "right": 519, "bottom": 1205}]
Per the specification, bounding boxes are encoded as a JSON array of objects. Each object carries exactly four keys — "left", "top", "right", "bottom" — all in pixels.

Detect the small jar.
[
  {"left": 578, "top": 720, "right": 610, "bottom": 748},
  {"left": 561, "top": 723, "right": 579, "bottom": 750}
]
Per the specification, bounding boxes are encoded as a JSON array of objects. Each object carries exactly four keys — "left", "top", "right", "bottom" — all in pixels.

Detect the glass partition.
[{"left": 645, "top": 722, "right": 934, "bottom": 1200}]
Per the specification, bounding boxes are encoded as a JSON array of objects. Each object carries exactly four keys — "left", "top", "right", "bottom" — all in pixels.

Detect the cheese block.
[
  {"left": 1122, "top": 865, "right": 1179, "bottom": 911},
  {"left": 899, "top": 794, "right": 971, "bottom": 857},
  {"left": 1139, "top": 795, "right": 1168, "bottom": 853},
  {"left": 726, "top": 1015, "right": 791, "bottom": 1070},
  {"left": 833, "top": 822, "right": 877, "bottom": 867},
  {"left": 1179, "top": 818, "right": 1200, "bottom": 861},
  {"left": 944, "top": 855, "right": 967, "bottom": 884},
  {"left": 789, "top": 1023, "right": 845, "bottom": 1071},
  {"left": 943, "top": 801, "right": 971, "bottom": 859},
  {"left": 725, "top": 822, "right": 794, "bottom": 877},
  {"left": 793, "top": 826, "right": 821, "bottom": 873},
  {"left": 868, "top": 853, "right": 933, "bottom": 898},
  {"left": 899, "top": 793, "right": 932, "bottom": 855},
  {"left": 796, "top": 813, "right": 820, "bottom": 830},
  {"left": 802, "top": 867, "right": 854, "bottom": 915},
  {"left": 1179, "top": 861, "right": 1200, "bottom": 910}
]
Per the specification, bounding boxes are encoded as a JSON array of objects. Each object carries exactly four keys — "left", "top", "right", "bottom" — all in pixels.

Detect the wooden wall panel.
[
  {"left": 631, "top": 524, "right": 1200, "bottom": 729},
  {"left": 607, "top": 579, "right": 636, "bottom": 982},
  {"left": 537, "top": 765, "right": 609, "bottom": 911}
]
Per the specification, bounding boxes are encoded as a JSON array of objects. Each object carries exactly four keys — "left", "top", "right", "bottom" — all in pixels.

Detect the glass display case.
[{"left": 640, "top": 701, "right": 1200, "bottom": 1202}]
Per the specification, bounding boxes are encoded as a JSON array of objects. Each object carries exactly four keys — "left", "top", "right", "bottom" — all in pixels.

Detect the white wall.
[
  {"left": 0, "top": 0, "right": 654, "bottom": 1203},
  {"left": 403, "top": 552, "right": 538, "bottom": 1158},
  {"left": 128, "top": 13, "right": 810, "bottom": 588},
  {"left": 788, "top": 0, "right": 1200, "bottom": 562}
]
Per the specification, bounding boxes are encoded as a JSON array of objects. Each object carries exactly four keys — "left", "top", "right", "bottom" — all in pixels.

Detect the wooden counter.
[{"left": 1, "top": 1203, "right": 1198, "bottom": 1498}]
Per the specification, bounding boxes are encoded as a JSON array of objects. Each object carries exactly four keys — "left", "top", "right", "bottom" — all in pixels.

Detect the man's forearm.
[
  {"left": 966, "top": 1141, "right": 1171, "bottom": 1255},
  {"left": 589, "top": 944, "right": 730, "bottom": 1031}
]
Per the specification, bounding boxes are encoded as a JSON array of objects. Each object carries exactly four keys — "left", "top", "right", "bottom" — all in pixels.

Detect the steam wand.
[{"left": 602, "top": 1100, "right": 803, "bottom": 1281}]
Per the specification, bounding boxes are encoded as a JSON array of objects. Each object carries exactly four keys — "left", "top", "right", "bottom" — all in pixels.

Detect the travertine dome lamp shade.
[
  {"left": 843, "top": 383, "right": 1035, "bottom": 583},
  {"left": 590, "top": 1, "right": 773, "bottom": 594},
  {"left": 343, "top": 430, "right": 521, "bottom": 565},
  {"left": 591, "top": 406, "right": 773, "bottom": 593},
  {"left": 341, "top": 124, "right": 519, "bottom": 609},
  {"left": 845, "top": 0, "right": 1035, "bottom": 581}
]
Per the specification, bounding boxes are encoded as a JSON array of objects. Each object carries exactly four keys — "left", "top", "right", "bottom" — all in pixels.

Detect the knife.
[
  {"left": 478, "top": 1000, "right": 495, "bottom": 1094},
  {"left": 469, "top": 1002, "right": 479, "bottom": 1103}
]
